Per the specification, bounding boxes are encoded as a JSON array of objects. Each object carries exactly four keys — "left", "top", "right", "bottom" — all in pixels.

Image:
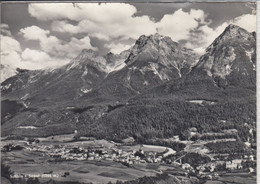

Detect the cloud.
[
  {"left": 19, "top": 25, "right": 60, "bottom": 54},
  {"left": 51, "top": 17, "right": 157, "bottom": 41},
  {"left": 156, "top": 9, "right": 208, "bottom": 42},
  {"left": 0, "top": 24, "right": 12, "bottom": 36},
  {"left": 1, "top": 25, "right": 96, "bottom": 76},
  {"left": 89, "top": 32, "right": 110, "bottom": 41},
  {"left": 0, "top": 31, "right": 67, "bottom": 71},
  {"left": 155, "top": 8, "right": 216, "bottom": 54},
  {"left": 21, "top": 48, "right": 52, "bottom": 63},
  {"left": 191, "top": 13, "right": 256, "bottom": 54},
  {"left": 0, "top": 23, "right": 67, "bottom": 80},
  {"left": 156, "top": 9, "right": 256, "bottom": 54},
  {"left": 29, "top": 3, "right": 136, "bottom": 22},
  {"left": 0, "top": 64, "right": 17, "bottom": 82},
  {"left": 51, "top": 20, "right": 79, "bottom": 34},
  {"left": 1, "top": 35, "right": 21, "bottom": 53},
  {"left": 20, "top": 48, "right": 68, "bottom": 69},
  {"left": 1, "top": 29, "right": 22, "bottom": 71},
  {"left": 1, "top": 50, "right": 22, "bottom": 68},
  {"left": 104, "top": 43, "right": 132, "bottom": 54},
  {"left": 232, "top": 14, "right": 256, "bottom": 32},
  {"left": 19, "top": 25, "right": 97, "bottom": 58},
  {"left": 30, "top": 3, "right": 157, "bottom": 41},
  {"left": 2, "top": 4, "right": 257, "bottom": 78},
  {"left": 55, "top": 36, "right": 98, "bottom": 58},
  {"left": 20, "top": 25, "right": 50, "bottom": 40}
]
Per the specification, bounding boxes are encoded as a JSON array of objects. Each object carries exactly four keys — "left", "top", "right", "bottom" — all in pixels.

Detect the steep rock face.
[
  {"left": 125, "top": 33, "right": 198, "bottom": 77},
  {"left": 193, "top": 24, "right": 256, "bottom": 88},
  {"left": 89, "top": 33, "right": 198, "bottom": 100}
]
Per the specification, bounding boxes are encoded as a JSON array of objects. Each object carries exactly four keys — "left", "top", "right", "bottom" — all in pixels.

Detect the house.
[
  {"left": 182, "top": 163, "right": 192, "bottom": 170},
  {"left": 118, "top": 149, "right": 122, "bottom": 155},
  {"left": 226, "top": 161, "right": 237, "bottom": 170},
  {"left": 206, "top": 163, "right": 216, "bottom": 172},
  {"left": 88, "top": 156, "right": 94, "bottom": 160},
  {"left": 128, "top": 160, "right": 133, "bottom": 165},
  {"left": 140, "top": 159, "right": 146, "bottom": 163},
  {"left": 249, "top": 167, "right": 255, "bottom": 173},
  {"left": 232, "top": 159, "right": 242, "bottom": 165}
]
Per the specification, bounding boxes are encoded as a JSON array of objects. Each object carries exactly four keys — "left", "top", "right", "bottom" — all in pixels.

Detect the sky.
[{"left": 0, "top": 2, "right": 256, "bottom": 72}]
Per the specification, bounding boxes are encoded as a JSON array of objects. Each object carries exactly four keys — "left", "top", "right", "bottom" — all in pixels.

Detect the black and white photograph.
[{"left": 0, "top": 1, "right": 257, "bottom": 184}]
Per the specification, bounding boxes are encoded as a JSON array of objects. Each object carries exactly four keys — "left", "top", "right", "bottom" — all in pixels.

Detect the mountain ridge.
[{"left": 1, "top": 24, "right": 256, "bottom": 141}]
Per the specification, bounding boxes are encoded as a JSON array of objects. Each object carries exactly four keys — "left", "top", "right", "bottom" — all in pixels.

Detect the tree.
[
  {"left": 1, "top": 163, "right": 13, "bottom": 179},
  {"left": 179, "top": 129, "right": 190, "bottom": 140}
]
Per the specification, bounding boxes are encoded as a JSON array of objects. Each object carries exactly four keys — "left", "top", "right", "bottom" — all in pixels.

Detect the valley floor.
[{"left": 1, "top": 134, "right": 256, "bottom": 184}]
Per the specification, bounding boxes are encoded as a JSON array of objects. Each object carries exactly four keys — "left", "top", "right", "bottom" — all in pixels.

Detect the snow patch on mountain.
[
  {"left": 245, "top": 48, "right": 255, "bottom": 70},
  {"left": 138, "top": 63, "right": 169, "bottom": 80},
  {"left": 1, "top": 83, "right": 11, "bottom": 90},
  {"left": 150, "top": 63, "right": 162, "bottom": 80},
  {"left": 18, "top": 126, "right": 37, "bottom": 129},
  {"left": 21, "top": 93, "right": 30, "bottom": 100},
  {"left": 82, "top": 68, "right": 88, "bottom": 76},
  {"left": 106, "top": 61, "right": 126, "bottom": 72},
  {"left": 81, "top": 88, "right": 92, "bottom": 93}
]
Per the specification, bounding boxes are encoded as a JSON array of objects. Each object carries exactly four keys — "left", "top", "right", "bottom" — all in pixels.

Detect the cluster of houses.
[
  {"left": 2, "top": 139, "right": 256, "bottom": 184},
  {"left": 24, "top": 144, "right": 170, "bottom": 165},
  {"left": 9, "top": 139, "right": 255, "bottom": 181},
  {"left": 24, "top": 141, "right": 256, "bottom": 168},
  {"left": 180, "top": 158, "right": 256, "bottom": 176},
  {"left": 110, "top": 148, "right": 164, "bottom": 165}
]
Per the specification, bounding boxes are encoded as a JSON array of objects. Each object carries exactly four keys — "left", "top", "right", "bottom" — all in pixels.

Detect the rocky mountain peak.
[
  {"left": 66, "top": 49, "right": 107, "bottom": 72},
  {"left": 222, "top": 24, "right": 253, "bottom": 39},
  {"left": 208, "top": 24, "right": 255, "bottom": 52},
  {"left": 73, "top": 49, "right": 97, "bottom": 62},
  {"left": 194, "top": 24, "right": 256, "bottom": 88},
  {"left": 133, "top": 33, "right": 178, "bottom": 50},
  {"left": 125, "top": 33, "right": 182, "bottom": 65}
]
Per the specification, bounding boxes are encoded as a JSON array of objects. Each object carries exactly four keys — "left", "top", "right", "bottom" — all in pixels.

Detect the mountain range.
[{"left": 1, "top": 24, "right": 256, "bottom": 141}]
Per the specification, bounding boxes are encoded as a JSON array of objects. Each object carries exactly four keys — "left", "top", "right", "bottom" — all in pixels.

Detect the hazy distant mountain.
[
  {"left": 0, "top": 64, "right": 16, "bottom": 83},
  {"left": 105, "top": 49, "right": 131, "bottom": 72}
]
